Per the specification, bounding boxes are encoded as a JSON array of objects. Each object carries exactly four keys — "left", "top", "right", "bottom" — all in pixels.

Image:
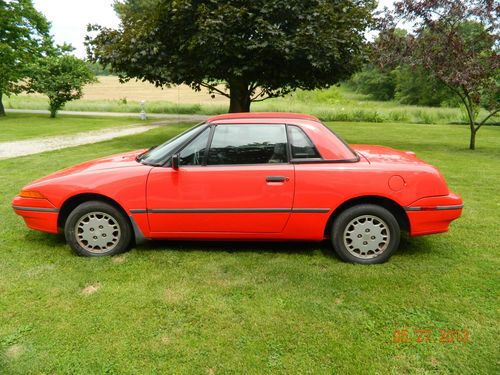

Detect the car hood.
[
  {"left": 350, "top": 145, "right": 426, "bottom": 165},
  {"left": 32, "top": 150, "right": 148, "bottom": 184}
]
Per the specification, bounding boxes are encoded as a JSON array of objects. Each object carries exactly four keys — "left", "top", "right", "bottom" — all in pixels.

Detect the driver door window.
[
  {"left": 179, "top": 127, "right": 210, "bottom": 166},
  {"left": 207, "top": 124, "right": 288, "bottom": 165}
]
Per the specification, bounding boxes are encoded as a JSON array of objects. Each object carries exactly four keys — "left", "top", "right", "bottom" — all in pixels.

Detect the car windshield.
[{"left": 138, "top": 123, "right": 208, "bottom": 166}]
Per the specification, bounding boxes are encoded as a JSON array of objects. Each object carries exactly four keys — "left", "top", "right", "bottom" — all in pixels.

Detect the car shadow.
[
  {"left": 25, "top": 231, "right": 67, "bottom": 246},
  {"left": 136, "top": 232, "right": 436, "bottom": 259},
  {"left": 25, "top": 229, "right": 435, "bottom": 260},
  {"left": 136, "top": 239, "right": 333, "bottom": 257},
  {"left": 397, "top": 232, "right": 435, "bottom": 256}
]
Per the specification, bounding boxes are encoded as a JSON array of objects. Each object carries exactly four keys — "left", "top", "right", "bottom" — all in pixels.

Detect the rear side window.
[
  {"left": 208, "top": 124, "right": 287, "bottom": 165},
  {"left": 287, "top": 126, "right": 321, "bottom": 159}
]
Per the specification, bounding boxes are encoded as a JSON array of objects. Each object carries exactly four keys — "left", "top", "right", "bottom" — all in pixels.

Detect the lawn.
[
  {"left": 0, "top": 113, "right": 156, "bottom": 142},
  {"left": 0, "top": 122, "right": 498, "bottom": 374}
]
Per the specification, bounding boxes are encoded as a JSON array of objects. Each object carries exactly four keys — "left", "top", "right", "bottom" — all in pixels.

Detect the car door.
[{"left": 146, "top": 123, "right": 295, "bottom": 233}]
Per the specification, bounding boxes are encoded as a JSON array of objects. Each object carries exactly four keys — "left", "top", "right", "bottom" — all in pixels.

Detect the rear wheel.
[
  {"left": 331, "top": 204, "right": 400, "bottom": 264},
  {"left": 64, "top": 201, "right": 132, "bottom": 257}
]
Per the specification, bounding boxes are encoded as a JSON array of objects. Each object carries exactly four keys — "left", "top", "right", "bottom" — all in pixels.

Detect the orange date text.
[{"left": 392, "top": 328, "right": 470, "bottom": 344}]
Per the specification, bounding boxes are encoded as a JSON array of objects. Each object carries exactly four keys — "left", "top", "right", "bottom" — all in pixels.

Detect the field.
[
  {"left": 0, "top": 113, "right": 157, "bottom": 142},
  {"left": 5, "top": 76, "right": 498, "bottom": 125},
  {"left": 0, "top": 121, "right": 498, "bottom": 374}
]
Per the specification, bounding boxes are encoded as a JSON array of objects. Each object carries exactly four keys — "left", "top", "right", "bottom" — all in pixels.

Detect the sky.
[
  {"left": 33, "top": 0, "right": 396, "bottom": 58},
  {"left": 33, "top": 0, "right": 120, "bottom": 57}
]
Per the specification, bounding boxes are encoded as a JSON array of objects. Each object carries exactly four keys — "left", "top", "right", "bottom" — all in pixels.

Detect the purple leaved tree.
[{"left": 376, "top": 0, "right": 499, "bottom": 149}]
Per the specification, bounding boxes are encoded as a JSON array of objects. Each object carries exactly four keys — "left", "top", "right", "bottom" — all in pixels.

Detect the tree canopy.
[
  {"left": 87, "top": 0, "right": 376, "bottom": 112},
  {"left": 29, "top": 54, "right": 97, "bottom": 117},
  {"left": 349, "top": 29, "right": 458, "bottom": 106},
  {"left": 0, "top": 0, "right": 52, "bottom": 116}
]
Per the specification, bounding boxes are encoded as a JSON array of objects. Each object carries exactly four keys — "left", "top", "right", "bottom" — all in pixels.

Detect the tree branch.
[
  {"left": 477, "top": 108, "right": 500, "bottom": 129},
  {"left": 463, "top": 88, "right": 478, "bottom": 130},
  {"left": 199, "top": 82, "right": 230, "bottom": 98},
  {"left": 250, "top": 87, "right": 268, "bottom": 101},
  {"left": 250, "top": 95, "right": 272, "bottom": 103},
  {"left": 452, "top": 86, "right": 471, "bottom": 120},
  {"left": 440, "top": 80, "right": 465, "bottom": 102}
]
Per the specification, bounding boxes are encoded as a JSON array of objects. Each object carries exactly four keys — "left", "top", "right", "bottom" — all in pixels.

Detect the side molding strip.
[
  {"left": 149, "top": 208, "right": 291, "bottom": 213},
  {"left": 404, "top": 204, "right": 464, "bottom": 212},
  {"left": 12, "top": 205, "right": 59, "bottom": 213},
  {"left": 292, "top": 208, "right": 330, "bottom": 213},
  {"left": 130, "top": 208, "right": 330, "bottom": 214}
]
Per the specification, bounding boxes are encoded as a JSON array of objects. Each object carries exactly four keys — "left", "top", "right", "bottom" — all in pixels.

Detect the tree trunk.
[
  {"left": 228, "top": 80, "right": 251, "bottom": 113},
  {"left": 469, "top": 127, "right": 476, "bottom": 150},
  {"left": 0, "top": 92, "right": 5, "bottom": 117},
  {"left": 463, "top": 97, "right": 477, "bottom": 150},
  {"left": 49, "top": 99, "right": 58, "bottom": 118}
]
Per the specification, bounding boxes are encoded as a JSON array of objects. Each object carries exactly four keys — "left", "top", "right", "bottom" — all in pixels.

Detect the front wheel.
[
  {"left": 64, "top": 201, "right": 132, "bottom": 257},
  {"left": 331, "top": 204, "right": 400, "bottom": 264}
]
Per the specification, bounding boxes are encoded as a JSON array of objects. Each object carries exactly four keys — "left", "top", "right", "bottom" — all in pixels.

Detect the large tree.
[
  {"left": 87, "top": 0, "right": 375, "bottom": 113},
  {"left": 376, "top": 0, "right": 499, "bottom": 150},
  {"left": 0, "top": 0, "right": 52, "bottom": 116}
]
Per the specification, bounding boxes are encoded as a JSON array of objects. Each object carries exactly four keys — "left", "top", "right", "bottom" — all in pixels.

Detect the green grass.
[
  {"left": 0, "top": 122, "right": 498, "bottom": 374},
  {"left": 4, "top": 95, "right": 207, "bottom": 116},
  {"left": 6, "top": 85, "right": 498, "bottom": 125},
  {"left": 255, "top": 87, "right": 475, "bottom": 125},
  {"left": 0, "top": 113, "right": 156, "bottom": 142}
]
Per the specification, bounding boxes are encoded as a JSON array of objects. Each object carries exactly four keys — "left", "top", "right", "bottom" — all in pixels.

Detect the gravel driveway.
[
  {"left": 0, "top": 118, "right": 202, "bottom": 160},
  {"left": 0, "top": 125, "right": 159, "bottom": 160}
]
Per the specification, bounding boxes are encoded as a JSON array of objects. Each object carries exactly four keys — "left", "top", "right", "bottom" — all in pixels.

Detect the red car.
[{"left": 12, "top": 112, "right": 463, "bottom": 264}]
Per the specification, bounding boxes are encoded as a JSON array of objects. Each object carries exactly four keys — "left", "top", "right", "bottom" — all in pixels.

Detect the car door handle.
[{"left": 266, "top": 176, "right": 286, "bottom": 182}]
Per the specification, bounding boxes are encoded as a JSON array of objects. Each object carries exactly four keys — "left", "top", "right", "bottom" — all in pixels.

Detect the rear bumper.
[
  {"left": 12, "top": 196, "right": 59, "bottom": 234},
  {"left": 404, "top": 192, "right": 463, "bottom": 236}
]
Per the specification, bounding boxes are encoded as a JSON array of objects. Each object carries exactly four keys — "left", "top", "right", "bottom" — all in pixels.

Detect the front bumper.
[
  {"left": 12, "top": 196, "right": 59, "bottom": 234},
  {"left": 404, "top": 192, "right": 463, "bottom": 236}
]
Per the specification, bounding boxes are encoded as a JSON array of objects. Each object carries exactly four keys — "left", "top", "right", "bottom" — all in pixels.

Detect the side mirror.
[{"left": 171, "top": 154, "right": 179, "bottom": 170}]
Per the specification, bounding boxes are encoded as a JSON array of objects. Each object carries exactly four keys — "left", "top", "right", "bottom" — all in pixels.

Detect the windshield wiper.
[
  {"left": 136, "top": 145, "right": 158, "bottom": 163},
  {"left": 138, "top": 159, "right": 163, "bottom": 167}
]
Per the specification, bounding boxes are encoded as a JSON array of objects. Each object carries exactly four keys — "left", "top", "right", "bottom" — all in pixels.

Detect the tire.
[
  {"left": 64, "top": 201, "right": 132, "bottom": 257},
  {"left": 331, "top": 204, "right": 400, "bottom": 264}
]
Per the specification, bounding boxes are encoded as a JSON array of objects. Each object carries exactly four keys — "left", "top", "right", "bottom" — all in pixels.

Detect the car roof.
[{"left": 207, "top": 112, "right": 320, "bottom": 123}]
